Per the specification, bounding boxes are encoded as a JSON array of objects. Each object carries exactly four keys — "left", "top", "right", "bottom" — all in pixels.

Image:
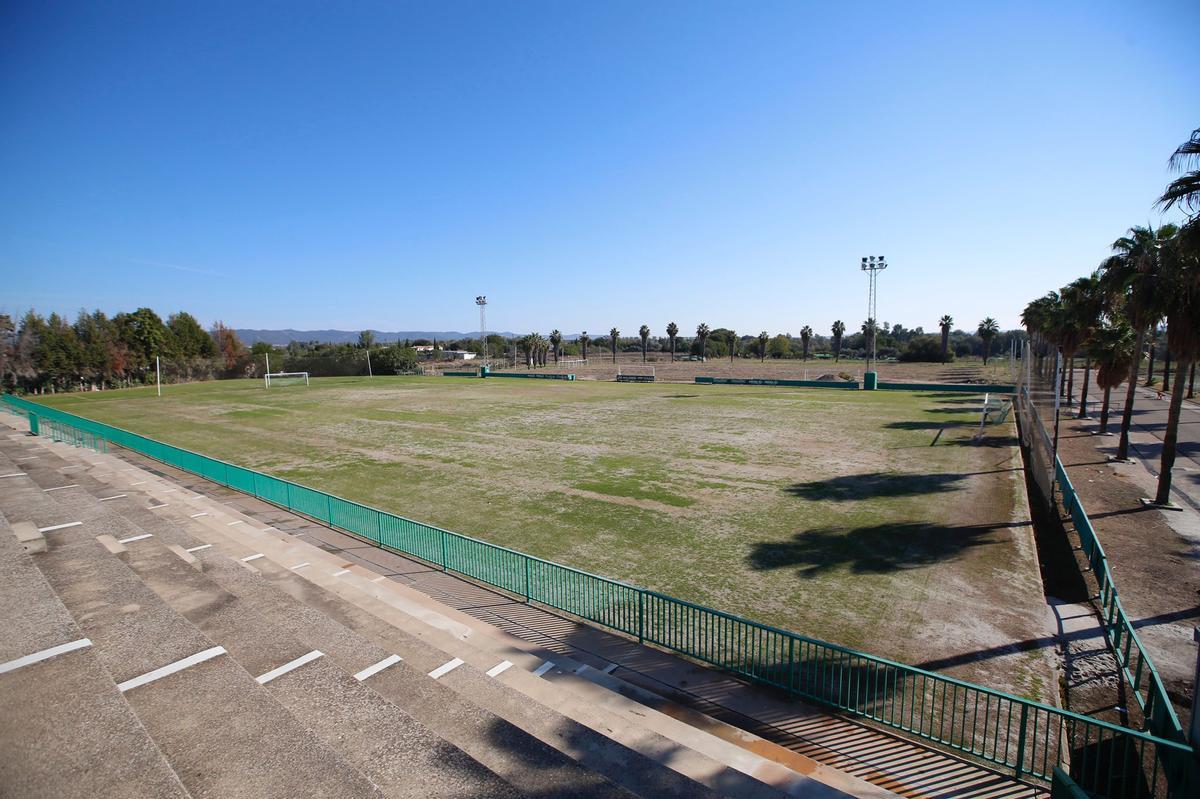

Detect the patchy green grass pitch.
[{"left": 35, "top": 376, "right": 1051, "bottom": 697}]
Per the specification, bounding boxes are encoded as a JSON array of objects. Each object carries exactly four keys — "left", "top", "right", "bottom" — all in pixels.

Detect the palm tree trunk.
[
  {"left": 1163, "top": 349, "right": 1171, "bottom": 392},
  {"left": 1078, "top": 356, "right": 1090, "bottom": 418},
  {"left": 1100, "top": 386, "right": 1111, "bottom": 434},
  {"left": 1155, "top": 356, "right": 1191, "bottom": 504},
  {"left": 1117, "top": 328, "right": 1146, "bottom": 460},
  {"left": 1145, "top": 343, "right": 1156, "bottom": 385},
  {"left": 1066, "top": 356, "right": 1075, "bottom": 407},
  {"left": 642, "top": 342, "right": 647, "bottom": 363},
  {"left": 670, "top": 339, "right": 675, "bottom": 362},
  {"left": 1189, "top": 362, "right": 1196, "bottom": 399}
]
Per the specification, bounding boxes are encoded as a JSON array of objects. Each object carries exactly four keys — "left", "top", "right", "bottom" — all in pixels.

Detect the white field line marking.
[
  {"left": 486, "top": 660, "right": 513, "bottom": 678},
  {"left": 241, "top": 553, "right": 264, "bottom": 562},
  {"left": 130, "top": 481, "right": 146, "bottom": 486},
  {"left": 0, "top": 473, "right": 27, "bottom": 479},
  {"left": 256, "top": 650, "right": 324, "bottom": 685},
  {"left": 428, "top": 658, "right": 464, "bottom": 680},
  {"left": 98, "top": 494, "right": 126, "bottom": 502},
  {"left": 332, "top": 569, "right": 350, "bottom": 577},
  {"left": 43, "top": 484, "right": 79, "bottom": 492},
  {"left": 354, "top": 654, "right": 402, "bottom": 681},
  {"left": 189, "top": 512, "right": 208, "bottom": 518},
  {"left": 532, "top": 660, "right": 555, "bottom": 678},
  {"left": 39, "top": 522, "right": 82, "bottom": 533},
  {"left": 226, "top": 520, "right": 244, "bottom": 526},
  {"left": 602, "top": 663, "right": 619, "bottom": 674},
  {"left": 0, "top": 638, "right": 92, "bottom": 675},
  {"left": 118, "top": 646, "right": 226, "bottom": 692},
  {"left": 290, "top": 562, "right": 310, "bottom": 570},
  {"left": 186, "top": 544, "right": 213, "bottom": 553},
  {"left": 574, "top": 664, "right": 590, "bottom": 675},
  {"left": 117, "top": 533, "right": 153, "bottom": 544}
]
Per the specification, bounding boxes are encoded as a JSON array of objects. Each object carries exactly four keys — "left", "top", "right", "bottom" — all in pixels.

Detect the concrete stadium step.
[
  {"left": 0, "top": 439, "right": 713, "bottom": 798},
  {"left": 62, "top": 437, "right": 885, "bottom": 798},
  {"left": 0, "top": 494, "right": 390, "bottom": 798},
  {"left": 0, "top": 513, "right": 190, "bottom": 799},
  {"left": 8, "top": 430, "right": 889, "bottom": 798},
  {"left": 116, "top": 534, "right": 558, "bottom": 799}
]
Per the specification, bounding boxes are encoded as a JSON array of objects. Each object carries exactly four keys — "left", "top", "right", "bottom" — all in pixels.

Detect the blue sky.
[{"left": 3, "top": 1, "right": 1197, "bottom": 336}]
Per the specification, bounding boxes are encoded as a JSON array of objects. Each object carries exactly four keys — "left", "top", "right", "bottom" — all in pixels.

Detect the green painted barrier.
[
  {"left": 695, "top": 376, "right": 859, "bottom": 389},
  {"left": 442, "top": 370, "right": 480, "bottom": 377},
  {"left": 488, "top": 372, "right": 575, "bottom": 381},
  {"left": 616, "top": 374, "right": 656, "bottom": 382},
  {"left": 2, "top": 390, "right": 1194, "bottom": 797},
  {"left": 876, "top": 382, "right": 1016, "bottom": 393}
]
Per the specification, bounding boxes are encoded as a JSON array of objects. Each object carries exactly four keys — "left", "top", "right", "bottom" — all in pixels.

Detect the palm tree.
[
  {"left": 666, "top": 322, "right": 679, "bottom": 362},
  {"left": 1022, "top": 293, "right": 1060, "bottom": 377},
  {"left": 728, "top": 330, "right": 737, "bottom": 363},
  {"left": 638, "top": 325, "right": 650, "bottom": 362},
  {"left": 609, "top": 327, "right": 619, "bottom": 364},
  {"left": 977, "top": 318, "right": 1000, "bottom": 364},
  {"left": 938, "top": 315, "right": 953, "bottom": 363},
  {"left": 1100, "top": 223, "right": 1179, "bottom": 461},
  {"left": 757, "top": 331, "right": 769, "bottom": 362},
  {"left": 800, "top": 326, "right": 812, "bottom": 361},
  {"left": 1061, "top": 275, "right": 1103, "bottom": 416},
  {"left": 1090, "top": 321, "right": 1134, "bottom": 434},
  {"left": 549, "top": 330, "right": 562, "bottom": 364},
  {"left": 861, "top": 318, "right": 877, "bottom": 363},
  {"left": 1157, "top": 127, "right": 1200, "bottom": 247},
  {"left": 580, "top": 331, "right": 589, "bottom": 361},
  {"left": 696, "top": 323, "right": 710, "bottom": 360},
  {"left": 831, "top": 320, "right": 845, "bottom": 362},
  {"left": 1153, "top": 234, "right": 1200, "bottom": 504}
]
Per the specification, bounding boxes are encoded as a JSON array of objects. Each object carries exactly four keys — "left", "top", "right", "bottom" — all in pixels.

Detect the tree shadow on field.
[
  {"left": 785, "top": 471, "right": 969, "bottom": 501},
  {"left": 747, "top": 521, "right": 997, "bottom": 578},
  {"left": 884, "top": 420, "right": 966, "bottom": 431}
]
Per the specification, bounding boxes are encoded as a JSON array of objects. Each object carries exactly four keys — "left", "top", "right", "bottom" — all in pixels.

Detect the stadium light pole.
[
  {"left": 861, "top": 256, "right": 887, "bottom": 372},
  {"left": 476, "top": 296, "right": 488, "bottom": 366}
]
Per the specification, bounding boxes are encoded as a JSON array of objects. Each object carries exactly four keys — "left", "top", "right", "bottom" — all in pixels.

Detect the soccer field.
[{"left": 34, "top": 376, "right": 1052, "bottom": 697}]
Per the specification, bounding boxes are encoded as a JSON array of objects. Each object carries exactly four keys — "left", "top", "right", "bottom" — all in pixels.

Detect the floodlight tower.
[
  {"left": 861, "top": 255, "right": 887, "bottom": 377},
  {"left": 475, "top": 296, "right": 488, "bottom": 365}
]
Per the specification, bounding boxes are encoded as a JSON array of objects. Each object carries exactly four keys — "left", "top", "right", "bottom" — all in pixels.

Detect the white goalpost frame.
[
  {"left": 264, "top": 372, "right": 310, "bottom": 388},
  {"left": 617, "top": 364, "right": 655, "bottom": 377}
]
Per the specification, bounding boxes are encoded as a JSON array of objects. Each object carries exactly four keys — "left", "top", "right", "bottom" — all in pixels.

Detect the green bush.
[{"left": 898, "top": 336, "right": 952, "bottom": 363}]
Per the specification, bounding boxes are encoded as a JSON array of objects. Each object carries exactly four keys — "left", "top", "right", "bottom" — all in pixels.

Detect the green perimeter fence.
[{"left": 1, "top": 392, "right": 1195, "bottom": 797}]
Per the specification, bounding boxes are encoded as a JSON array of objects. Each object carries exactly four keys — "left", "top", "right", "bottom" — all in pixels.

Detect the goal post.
[
  {"left": 616, "top": 365, "right": 656, "bottom": 383},
  {"left": 265, "top": 371, "right": 310, "bottom": 388}
]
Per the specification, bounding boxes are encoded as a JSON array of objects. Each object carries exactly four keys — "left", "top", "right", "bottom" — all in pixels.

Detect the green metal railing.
[
  {"left": 1055, "top": 459, "right": 1184, "bottom": 744},
  {"left": 3, "top": 392, "right": 1195, "bottom": 797}
]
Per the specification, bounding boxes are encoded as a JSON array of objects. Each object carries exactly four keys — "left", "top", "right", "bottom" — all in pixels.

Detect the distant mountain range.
[{"left": 235, "top": 329, "right": 521, "bottom": 346}]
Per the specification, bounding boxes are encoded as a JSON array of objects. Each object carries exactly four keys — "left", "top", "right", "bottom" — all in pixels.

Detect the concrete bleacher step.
[
  {"left": 118, "top": 534, "right": 598, "bottom": 799},
  {"left": 0, "top": 513, "right": 191, "bottom": 799},
  {"left": 0, "top": 471, "right": 391, "bottom": 798},
  {"left": 10, "top": 432, "right": 880, "bottom": 798}
]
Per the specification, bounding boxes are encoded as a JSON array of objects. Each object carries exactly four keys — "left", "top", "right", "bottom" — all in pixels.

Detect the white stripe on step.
[
  {"left": 39, "top": 522, "right": 82, "bottom": 533},
  {"left": 0, "top": 639, "right": 92, "bottom": 675},
  {"left": 256, "top": 650, "right": 323, "bottom": 685},
  {"left": 99, "top": 494, "right": 126, "bottom": 502},
  {"left": 186, "top": 544, "right": 212, "bottom": 553},
  {"left": 43, "top": 484, "right": 78, "bottom": 492},
  {"left": 290, "top": 562, "right": 310, "bottom": 570},
  {"left": 241, "top": 553, "right": 264, "bottom": 562},
  {"left": 118, "top": 646, "right": 226, "bottom": 692},
  {"left": 226, "top": 520, "right": 244, "bottom": 526},
  {"left": 16, "top": 456, "right": 38, "bottom": 461},
  {"left": 117, "top": 534, "right": 153, "bottom": 544},
  {"left": 428, "top": 658, "right": 464, "bottom": 680},
  {"left": 148, "top": 503, "right": 168, "bottom": 509},
  {"left": 486, "top": 660, "right": 513, "bottom": 678},
  {"left": 574, "top": 664, "right": 590, "bottom": 675},
  {"left": 332, "top": 569, "right": 350, "bottom": 577},
  {"left": 0, "top": 473, "right": 28, "bottom": 478},
  {"left": 532, "top": 660, "right": 555, "bottom": 678},
  {"left": 602, "top": 663, "right": 619, "bottom": 674},
  {"left": 354, "top": 654, "right": 402, "bottom": 681},
  {"left": 130, "top": 481, "right": 145, "bottom": 485},
  {"left": 189, "top": 512, "right": 208, "bottom": 518}
]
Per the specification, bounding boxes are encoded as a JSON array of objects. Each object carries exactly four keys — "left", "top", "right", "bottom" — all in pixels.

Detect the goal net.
[
  {"left": 616, "top": 365, "right": 655, "bottom": 382},
  {"left": 264, "top": 372, "right": 310, "bottom": 388}
]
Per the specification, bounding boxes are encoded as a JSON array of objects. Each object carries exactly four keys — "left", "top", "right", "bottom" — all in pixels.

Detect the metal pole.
[
  {"left": 366, "top": 349, "right": 373, "bottom": 378},
  {"left": 156, "top": 356, "right": 161, "bottom": 397},
  {"left": 1191, "top": 627, "right": 1200, "bottom": 754},
  {"left": 265, "top": 352, "right": 270, "bottom": 375}
]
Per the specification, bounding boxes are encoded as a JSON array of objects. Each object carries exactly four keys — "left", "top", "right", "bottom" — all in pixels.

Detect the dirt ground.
[
  {"left": 1053, "top": 415, "right": 1200, "bottom": 729},
  {"left": 480, "top": 353, "right": 1021, "bottom": 385}
]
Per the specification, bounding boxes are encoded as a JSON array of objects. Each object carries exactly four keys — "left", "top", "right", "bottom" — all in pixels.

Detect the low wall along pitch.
[
  {"left": 695, "top": 376, "right": 859, "bottom": 389},
  {"left": 0, "top": 391, "right": 1192, "bottom": 798}
]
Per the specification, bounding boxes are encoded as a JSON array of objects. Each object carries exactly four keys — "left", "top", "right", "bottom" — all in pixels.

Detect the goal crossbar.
[{"left": 265, "top": 371, "right": 310, "bottom": 388}]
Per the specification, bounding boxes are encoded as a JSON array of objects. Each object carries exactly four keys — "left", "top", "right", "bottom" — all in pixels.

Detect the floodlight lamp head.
[{"left": 476, "top": 296, "right": 487, "bottom": 305}]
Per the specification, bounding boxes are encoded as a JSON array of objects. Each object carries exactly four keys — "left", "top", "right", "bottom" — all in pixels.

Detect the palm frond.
[
  {"left": 1155, "top": 171, "right": 1200, "bottom": 214},
  {"left": 1166, "top": 128, "right": 1200, "bottom": 172}
]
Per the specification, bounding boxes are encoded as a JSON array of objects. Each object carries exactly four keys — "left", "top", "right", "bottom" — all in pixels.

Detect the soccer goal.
[
  {"left": 616, "top": 365, "right": 656, "bottom": 383},
  {"left": 264, "top": 371, "right": 310, "bottom": 388}
]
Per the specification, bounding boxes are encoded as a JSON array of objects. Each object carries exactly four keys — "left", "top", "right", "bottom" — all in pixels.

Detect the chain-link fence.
[{"left": 1016, "top": 340, "right": 1062, "bottom": 505}]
